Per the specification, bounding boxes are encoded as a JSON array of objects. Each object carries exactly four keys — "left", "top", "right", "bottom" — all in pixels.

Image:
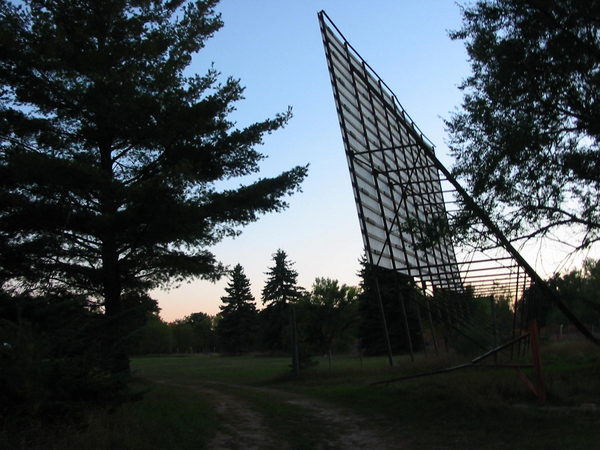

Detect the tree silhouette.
[
  {"left": 298, "top": 278, "right": 359, "bottom": 368},
  {"left": 217, "top": 264, "right": 258, "bottom": 353},
  {"left": 260, "top": 249, "right": 302, "bottom": 352},
  {"left": 0, "top": 0, "right": 307, "bottom": 372},
  {"left": 446, "top": 0, "right": 599, "bottom": 250}
]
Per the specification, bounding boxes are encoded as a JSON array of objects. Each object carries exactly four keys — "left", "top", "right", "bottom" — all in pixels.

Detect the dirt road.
[{"left": 155, "top": 380, "right": 406, "bottom": 449}]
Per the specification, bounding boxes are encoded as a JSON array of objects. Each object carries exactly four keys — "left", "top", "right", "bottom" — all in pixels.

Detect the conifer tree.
[
  {"left": 217, "top": 264, "right": 258, "bottom": 353},
  {"left": 0, "top": 1, "right": 307, "bottom": 371},
  {"left": 260, "top": 249, "right": 302, "bottom": 352},
  {"left": 262, "top": 249, "right": 302, "bottom": 306}
]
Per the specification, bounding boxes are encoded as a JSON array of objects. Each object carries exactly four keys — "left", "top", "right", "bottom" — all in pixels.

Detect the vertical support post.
[
  {"left": 510, "top": 267, "right": 521, "bottom": 360},
  {"left": 415, "top": 301, "right": 426, "bottom": 355},
  {"left": 423, "top": 281, "right": 439, "bottom": 355},
  {"left": 290, "top": 303, "right": 300, "bottom": 377},
  {"left": 427, "top": 304, "right": 439, "bottom": 355},
  {"left": 490, "top": 296, "right": 498, "bottom": 365},
  {"left": 518, "top": 292, "right": 528, "bottom": 358},
  {"left": 397, "top": 284, "right": 414, "bottom": 362},
  {"left": 529, "top": 320, "right": 546, "bottom": 402},
  {"left": 375, "top": 276, "right": 394, "bottom": 367}
]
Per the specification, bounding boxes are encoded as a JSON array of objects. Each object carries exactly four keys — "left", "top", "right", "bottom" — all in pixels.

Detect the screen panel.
[
  {"left": 319, "top": 12, "right": 462, "bottom": 292},
  {"left": 318, "top": 10, "right": 599, "bottom": 352}
]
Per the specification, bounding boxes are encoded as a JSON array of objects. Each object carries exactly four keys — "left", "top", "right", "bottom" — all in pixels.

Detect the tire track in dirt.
[
  {"left": 154, "top": 380, "right": 283, "bottom": 449},
  {"left": 200, "top": 381, "right": 407, "bottom": 449},
  {"left": 283, "top": 396, "right": 402, "bottom": 449},
  {"left": 154, "top": 379, "right": 406, "bottom": 449}
]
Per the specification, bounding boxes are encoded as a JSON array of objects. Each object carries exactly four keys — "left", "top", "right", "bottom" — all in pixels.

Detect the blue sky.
[{"left": 153, "top": 1, "right": 473, "bottom": 321}]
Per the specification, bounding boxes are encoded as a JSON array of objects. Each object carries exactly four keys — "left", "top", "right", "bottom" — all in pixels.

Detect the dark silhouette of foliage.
[
  {"left": 443, "top": 290, "right": 513, "bottom": 355},
  {"left": 130, "top": 311, "right": 217, "bottom": 355},
  {"left": 131, "top": 314, "right": 174, "bottom": 354},
  {"left": 357, "top": 258, "right": 424, "bottom": 356},
  {"left": 0, "top": 291, "right": 136, "bottom": 435},
  {"left": 216, "top": 264, "right": 258, "bottom": 354},
  {"left": 181, "top": 312, "right": 217, "bottom": 352},
  {"left": 447, "top": 0, "right": 599, "bottom": 250},
  {"left": 297, "top": 278, "right": 359, "bottom": 368},
  {"left": 543, "top": 259, "right": 600, "bottom": 327},
  {"left": 261, "top": 249, "right": 303, "bottom": 307},
  {"left": 0, "top": 0, "right": 307, "bottom": 373},
  {"left": 260, "top": 249, "right": 303, "bottom": 352}
]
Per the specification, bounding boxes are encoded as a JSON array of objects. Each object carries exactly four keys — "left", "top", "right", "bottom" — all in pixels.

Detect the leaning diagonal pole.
[{"left": 411, "top": 134, "right": 599, "bottom": 346}]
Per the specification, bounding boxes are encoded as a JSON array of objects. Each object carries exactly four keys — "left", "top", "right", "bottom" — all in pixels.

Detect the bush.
[{"left": 0, "top": 292, "right": 133, "bottom": 428}]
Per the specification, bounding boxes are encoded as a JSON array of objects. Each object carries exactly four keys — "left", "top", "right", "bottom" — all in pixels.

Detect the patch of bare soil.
[
  {"left": 156, "top": 380, "right": 407, "bottom": 449},
  {"left": 283, "top": 396, "right": 404, "bottom": 449},
  {"left": 205, "top": 381, "right": 407, "bottom": 449},
  {"left": 155, "top": 380, "right": 283, "bottom": 449}
]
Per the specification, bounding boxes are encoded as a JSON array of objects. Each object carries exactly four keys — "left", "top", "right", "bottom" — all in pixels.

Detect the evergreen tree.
[
  {"left": 357, "top": 257, "right": 423, "bottom": 356},
  {"left": 260, "top": 249, "right": 302, "bottom": 352},
  {"left": 216, "top": 264, "right": 258, "bottom": 353},
  {"left": 0, "top": 1, "right": 307, "bottom": 372},
  {"left": 262, "top": 249, "right": 302, "bottom": 306}
]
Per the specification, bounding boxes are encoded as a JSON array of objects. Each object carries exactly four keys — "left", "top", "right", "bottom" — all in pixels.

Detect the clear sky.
[
  {"left": 153, "top": 0, "right": 598, "bottom": 322},
  {"left": 154, "top": 0, "right": 471, "bottom": 321}
]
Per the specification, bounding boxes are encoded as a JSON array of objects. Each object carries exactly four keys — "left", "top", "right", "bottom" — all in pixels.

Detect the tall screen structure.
[
  {"left": 318, "top": 11, "right": 598, "bottom": 357},
  {"left": 319, "top": 12, "right": 461, "bottom": 293}
]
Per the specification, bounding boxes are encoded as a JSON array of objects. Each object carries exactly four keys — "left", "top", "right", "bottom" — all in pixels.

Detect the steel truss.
[{"left": 318, "top": 11, "right": 597, "bottom": 379}]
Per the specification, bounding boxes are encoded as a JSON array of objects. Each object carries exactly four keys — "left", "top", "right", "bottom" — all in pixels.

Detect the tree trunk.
[{"left": 99, "top": 143, "right": 129, "bottom": 375}]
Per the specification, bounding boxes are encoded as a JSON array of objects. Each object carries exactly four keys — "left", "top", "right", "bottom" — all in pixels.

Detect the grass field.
[{"left": 10, "top": 340, "right": 600, "bottom": 449}]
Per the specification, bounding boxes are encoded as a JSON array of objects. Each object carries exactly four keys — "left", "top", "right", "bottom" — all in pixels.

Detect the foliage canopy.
[
  {"left": 0, "top": 0, "right": 307, "bottom": 315},
  {"left": 447, "top": 0, "right": 599, "bottom": 250},
  {"left": 297, "top": 277, "right": 359, "bottom": 361}
]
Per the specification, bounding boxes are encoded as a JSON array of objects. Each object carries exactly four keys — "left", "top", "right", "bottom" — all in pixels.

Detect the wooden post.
[
  {"left": 490, "top": 296, "right": 498, "bottom": 365},
  {"left": 529, "top": 320, "right": 546, "bottom": 402},
  {"left": 290, "top": 303, "right": 300, "bottom": 377},
  {"left": 398, "top": 289, "right": 414, "bottom": 362},
  {"left": 415, "top": 301, "right": 426, "bottom": 355},
  {"left": 423, "top": 281, "right": 439, "bottom": 356},
  {"left": 375, "top": 277, "right": 394, "bottom": 367}
]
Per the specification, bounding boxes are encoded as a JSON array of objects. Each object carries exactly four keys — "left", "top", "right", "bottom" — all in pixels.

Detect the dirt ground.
[{"left": 156, "top": 380, "right": 406, "bottom": 449}]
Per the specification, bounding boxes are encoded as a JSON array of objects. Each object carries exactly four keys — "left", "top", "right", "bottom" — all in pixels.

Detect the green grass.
[
  {"left": 130, "top": 344, "right": 600, "bottom": 449},
  {"left": 132, "top": 353, "right": 292, "bottom": 386},
  {"left": 8, "top": 342, "right": 599, "bottom": 449},
  {"left": 3, "top": 381, "right": 218, "bottom": 450}
]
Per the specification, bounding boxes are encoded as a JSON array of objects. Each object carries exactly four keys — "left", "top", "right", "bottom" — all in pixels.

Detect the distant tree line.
[
  {"left": 133, "top": 254, "right": 600, "bottom": 360},
  {"left": 130, "top": 251, "right": 434, "bottom": 358},
  {"left": 131, "top": 250, "right": 362, "bottom": 360}
]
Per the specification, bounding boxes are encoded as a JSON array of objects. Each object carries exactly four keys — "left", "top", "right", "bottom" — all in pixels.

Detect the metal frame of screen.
[
  {"left": 319, "top": 12, "right": 461, "bottom": 294},
  {"left": 318, "top": 10, "right": 598, "bottom": 359}
]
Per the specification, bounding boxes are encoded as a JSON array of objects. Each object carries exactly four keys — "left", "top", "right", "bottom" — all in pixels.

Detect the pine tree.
[
  {"left": 217, "top": 264, "right": 258, "bottom": 353},
  {"left": 357, "top": 257, "right": 423, "bottom": 356},
  {"left": 260, "top": 249, "right": 302, "bottom": 352},
  {"left": 0, "top": 1, "right": 307, "bottom": 372},
  {"left": 262, "top": 249, "right": 302, "bottom": 306}
]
